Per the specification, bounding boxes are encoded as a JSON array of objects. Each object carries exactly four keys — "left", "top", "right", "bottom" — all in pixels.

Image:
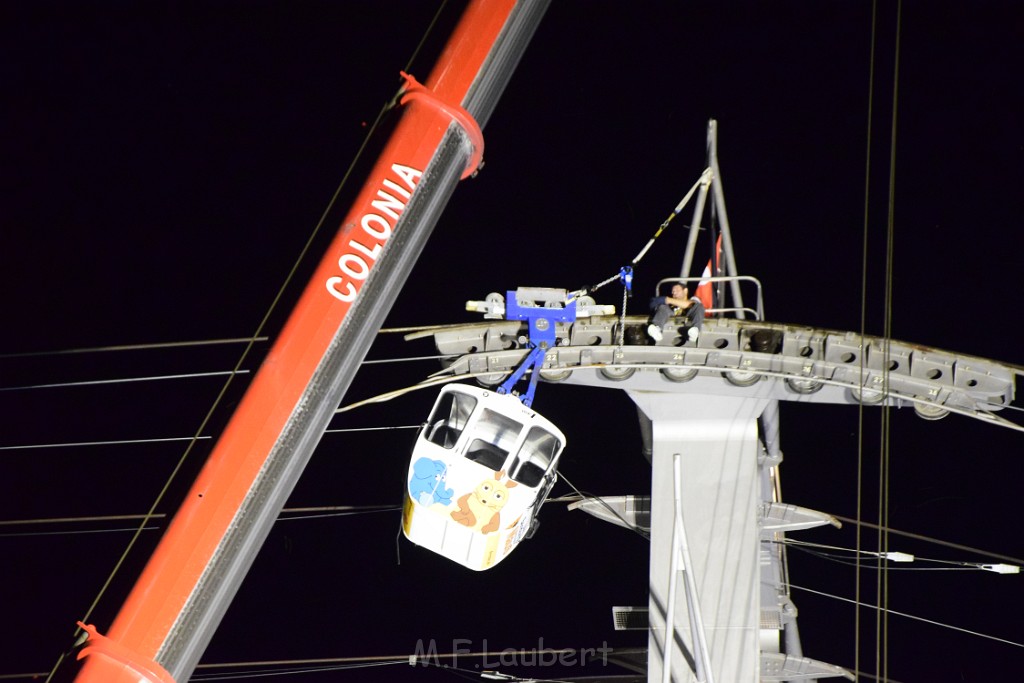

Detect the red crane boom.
[{"left": 72, "top": 2, "right": 548, "bottom": 680}]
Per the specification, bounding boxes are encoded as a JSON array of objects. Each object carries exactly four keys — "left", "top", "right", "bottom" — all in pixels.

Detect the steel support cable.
[
  {"left": 0, "top": 503, "right": 404, "bottom": 536},
  {"left": 0, "top": 435, "right": 213, "bottom": 452},
  {"left": 380, "top": 322, "right": 490, "bottom": 333},
  {"left": 337, "top": 362, "right": 667, "bottom": 414},
  {"left": 0, "top": 337, "right": 268, "bottom": 360},
  {"left": 855, "top": 2, "right": 879, "bottom": 675},
  {"left": 778, "top": 538, "right": 1020, "bottom": 571},
  {"left": 6, "top": 443, "right": 1021, "bottom": 564},
  {"left": 363, "top": 352, "right": 464, "bottom": 367},
  {"left": 3, "top": 662, "right": 406, "bottom": 682},
  {"left": 5, "top": 645, "right": 618, "bottom": 682},
  {"left": 791, "top": 583, "right": 1024, "bottom": 651},
  {"left": 43, "top": 5, "right": 456, "bottom": 681},
  {"left": 876, "top": 6, "right": 902, "bottom": 680},
  {"left": 856, "top": 0, "right": 880, "bottom": 671},
  {"left": 333, "top": 361, "right": 1024, "bottom": 432},
  {"left": 981, "top": 398, "right": 1024, "bottom": 414},
  {"left": 0, "top": 356, "right": 432, "bottom": 451},
  {"left": 190, "top": 646, "right": 591, "bottom": 681},
  {"left": 833, "top": 515, "right": 1024, "bottom": 565},
  {"left": 0, "top": 353, "right": 451, "bottom": 393},
  {"left": 192, "top": 661, "right": 403, "bottom": 680},
  {"left": 370, "top": 352, "right": 1024, "bottom": 428},
  {"left": 0, "top": 369, "right": 251, "bottom": 393},
  {"left": 45, "top": 347, "right": 254, "bottom": 683},
  {"left": 197, "top": 649, "right": 584, "bottom": 670}
]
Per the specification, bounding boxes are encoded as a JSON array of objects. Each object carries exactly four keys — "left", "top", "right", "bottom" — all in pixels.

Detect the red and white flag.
[{"left": 695, "top": 235, "right": 721, "bottom": 315}]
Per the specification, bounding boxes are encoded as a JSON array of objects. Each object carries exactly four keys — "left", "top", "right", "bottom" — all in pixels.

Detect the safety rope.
[
  {"left": 628, "top": 167, "right": 712, "bottom": 267},
  {"left": 572, "top": 167, "right": 712, "bottom": 301},
  {"left": 567, "top": 168, "right": 712, "bottom": 351}
]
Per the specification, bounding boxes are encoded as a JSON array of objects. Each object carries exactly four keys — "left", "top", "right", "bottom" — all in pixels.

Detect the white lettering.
[
  {"left": 371, "top": 189, "right": 405, "bottom": 220},
  {"left": 382, "top": 178, "right": 411, "bottom": 200},
  {"left": 349, "top": 237, "right": 382, "bottom": 260},
  {"left": 361, "top": 213, "right": 392, "bottom": 239},
  {"left": 324, "top": 162, "right": 422, "bottom": 305},
  {"left": 392, "top": 162, "right": 422, "bottom": 190},
  {"left": 338, "top": 253, "right": 369, "bottom": 280},
  {"left": 325, "top": 276, "right": 356, "bottom": 302}
]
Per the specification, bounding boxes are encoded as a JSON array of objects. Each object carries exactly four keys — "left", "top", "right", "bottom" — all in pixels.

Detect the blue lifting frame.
[{"left": 497, "top": 289, "right": 577, "bottom": 407}]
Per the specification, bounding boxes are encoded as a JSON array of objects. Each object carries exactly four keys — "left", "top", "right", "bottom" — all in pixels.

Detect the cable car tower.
[{"left": 409, "top": 120, "right": 1017, "bottom": 682}]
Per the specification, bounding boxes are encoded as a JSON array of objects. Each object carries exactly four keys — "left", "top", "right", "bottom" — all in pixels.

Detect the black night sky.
[{"left": 2, "top": 2, "right": 1023, "bottom": 682}]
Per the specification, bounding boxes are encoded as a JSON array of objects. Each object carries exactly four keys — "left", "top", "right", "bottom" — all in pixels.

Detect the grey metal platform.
[
  {"left": 421, "top": 316, "right": 1016, "bottom": 426},
  {"left": 409, "top": 311, "right": 1018, "bottom": 682}
]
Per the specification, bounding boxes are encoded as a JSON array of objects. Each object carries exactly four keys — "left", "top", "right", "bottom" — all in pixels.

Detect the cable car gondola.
[{"left": 402, "top": 383, "right": 566, "bottom": 570}]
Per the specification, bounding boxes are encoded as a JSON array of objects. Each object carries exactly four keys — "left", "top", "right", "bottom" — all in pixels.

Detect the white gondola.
[{"left": 402, "top": 384, "right": 566, "bottom": 570}]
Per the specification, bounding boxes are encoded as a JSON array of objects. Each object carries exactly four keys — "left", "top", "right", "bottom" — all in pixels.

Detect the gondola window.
[
  {"left": 426, "top": 390, "right": 477, "bottom": 449},
  {"left": 464, "top": 408, "right": 522, "bottom": 470},
  {"left": 510, "top": 427, "right": 559, "bottom": 487}
]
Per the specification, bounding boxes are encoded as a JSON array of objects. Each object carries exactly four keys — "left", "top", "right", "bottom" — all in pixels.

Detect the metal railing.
[{"left": 655, "top": 274, "right": 765, "bottom": 320}]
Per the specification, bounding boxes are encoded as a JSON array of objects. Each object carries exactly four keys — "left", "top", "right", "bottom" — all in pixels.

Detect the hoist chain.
[{"left": 617, "top": 284, "right": 629, "bottom": 347}]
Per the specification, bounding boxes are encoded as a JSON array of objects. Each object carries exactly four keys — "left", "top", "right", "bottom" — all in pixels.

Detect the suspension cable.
[
  {"left": 0, "top": 503, "right": 405, "bottom": 536},
  {"left": 0, "top": 435, "right": 213, "bottom": 452},
  {"left": 0, "top": 424, "right": 421, "bottom": 453},
  {"left": 833, "top": 515, "right": 1024, "bottom": 565},
  {"left": 854, "top": 2, "right": 879, "bottom": 673},
  {"left": 0, "top": 369, "right": 250, "bottom": 393},
  {"left": 0, "top": 336, "right": 268, "bottom": 360},
  {"left": 876, "top": 5, "right": 902, "bottom": 679},
  {"left": 778, "top": 538, "right": 1020, "bottom": 573},
  {"left": 1, "top": 352, "right": 452, "bottom": 394},
  {"left": 792, "top": 583, "right": 1024, "bottom": 650}
]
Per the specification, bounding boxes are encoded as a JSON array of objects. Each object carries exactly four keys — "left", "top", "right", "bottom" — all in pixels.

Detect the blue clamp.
[
  {"left": 619, "top": 266, "right": 633, "bottom": 294},
  {"left": 498, "top": 290, "right": 577, "bottom": 407}
]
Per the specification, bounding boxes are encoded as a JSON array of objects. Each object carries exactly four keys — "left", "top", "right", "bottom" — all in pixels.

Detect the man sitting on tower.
[{"left": 648, "top": 281, "right": 704, "bottom": 343}]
